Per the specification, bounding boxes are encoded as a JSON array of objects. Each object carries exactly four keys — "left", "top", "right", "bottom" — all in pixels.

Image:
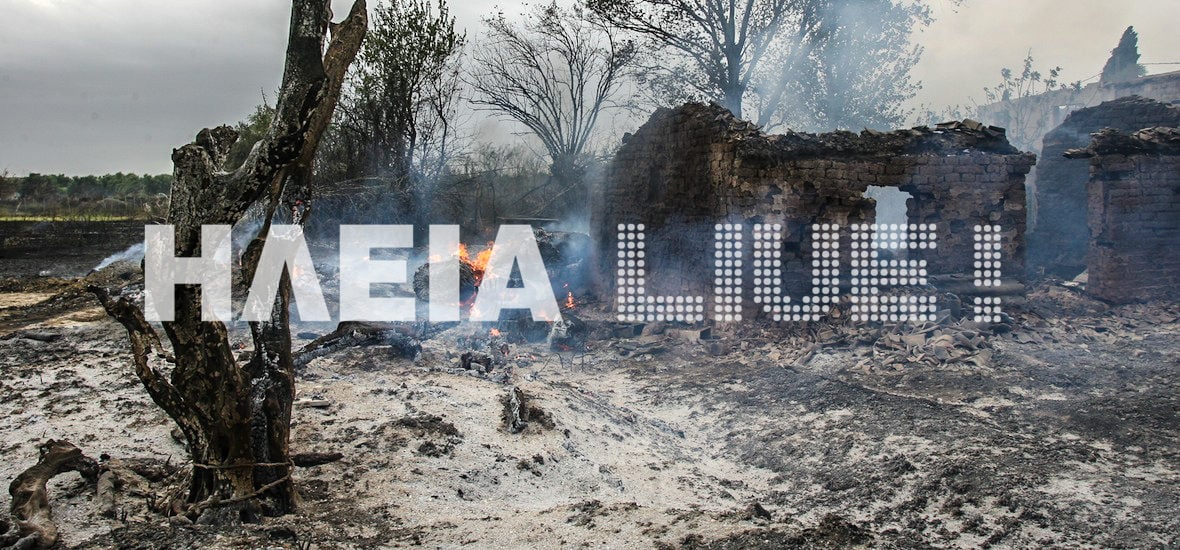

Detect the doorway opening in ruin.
[{"left": 865, "top": 186, "right": 914, "bottom": 254}]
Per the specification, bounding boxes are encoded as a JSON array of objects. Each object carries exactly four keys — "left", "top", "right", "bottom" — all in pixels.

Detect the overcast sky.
[{"left": 2, "top": 0, "right": 1178, "bottom": 176}]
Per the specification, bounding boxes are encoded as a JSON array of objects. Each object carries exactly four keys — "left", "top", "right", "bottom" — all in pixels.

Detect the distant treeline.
[{"left": 0, "top": 172, "right": 171, "bottom": 220}]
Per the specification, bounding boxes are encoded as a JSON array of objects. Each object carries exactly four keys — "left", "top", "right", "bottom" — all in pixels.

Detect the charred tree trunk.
[{"left": 91, "top": 0, "right": 366, "bottom": 522}]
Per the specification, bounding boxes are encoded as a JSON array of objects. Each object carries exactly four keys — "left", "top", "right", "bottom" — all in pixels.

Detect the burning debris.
[
  {"left": 407, "top": 227, "right": 592, "bottom": 325},
  {"left": 413, "top": 257, "right": 478, "bottom": 304}
]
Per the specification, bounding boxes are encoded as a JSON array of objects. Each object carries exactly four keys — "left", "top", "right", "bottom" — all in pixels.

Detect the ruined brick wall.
[
  {"left": 1067, "top": 128, "right": 1180, "bottom": 303},
  {"left": 592, "top": 103, "right": 1035, "bottom": 304},
  {"left": 1029, "top": 96, "right": 1180, "bottom": 278}
]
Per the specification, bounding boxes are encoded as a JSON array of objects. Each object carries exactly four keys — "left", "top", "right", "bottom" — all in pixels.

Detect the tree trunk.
[
  {"left": 91, "top": 0, "right": 366, "bottom": 522},
  {"left": 723, "top": 87, "right": 743, "bottom": 119}
]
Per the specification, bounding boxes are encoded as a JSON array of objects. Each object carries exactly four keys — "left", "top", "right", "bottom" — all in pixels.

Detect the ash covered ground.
[{"left": 0, "top": 233, "right": 1178, "bottom": 549}]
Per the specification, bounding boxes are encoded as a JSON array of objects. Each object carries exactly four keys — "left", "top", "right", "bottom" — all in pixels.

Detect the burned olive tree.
[{"left": 90, "top": 0, "right": 366, "bottom": 521}]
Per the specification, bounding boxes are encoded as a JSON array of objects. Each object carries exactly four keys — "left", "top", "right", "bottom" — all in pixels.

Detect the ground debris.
[
  {"left": 394, "top": 413, "right": 461, "bottom": 438},
  {"left": 2, "top": 248, "right": 1179, "bottom": 548},
  {"left": 291, "top": 452, "right": 344, "bottom": 468},
  {"left": 866, "top": 321, "right": 992, "bottom": 372},
  {"left": 500, "top": 386, "right": 555, "bottom": 434},
  {"left": 94, "top": 457, "right": 182, "bottom": 520},
  {"left": 616, "top": 337, "right": 666, "bottom": 357},
  {"left": 294, "top": 321, "right": 422, "bottom": 368},
  {"left": 0, "top": 330, "right": 61, "bottom": 343}
]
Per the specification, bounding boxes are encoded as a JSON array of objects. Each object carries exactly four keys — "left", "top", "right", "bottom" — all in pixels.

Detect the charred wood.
[
  {"left": 2, "top": 440, "right": 98, "bottom": 550},
  {"left": 294, "top": 321, "right": 422, "bottom": 368},
  {"left": 88, "top": 0, "right": 368, "bottom": 522},
  {"left": 500, "top": 386, "right": 555, "bottom": 434},
  {"left": 290, "top": 452, "right": 344, "bottom": 468}
]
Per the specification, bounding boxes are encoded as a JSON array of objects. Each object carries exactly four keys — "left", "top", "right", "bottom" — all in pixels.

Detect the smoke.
[
  {"left": 754, "top": 0, "right": 928, "bottom": 132},
  {"left": 93, "top": 242, "right": 145, "bottom": 272}
]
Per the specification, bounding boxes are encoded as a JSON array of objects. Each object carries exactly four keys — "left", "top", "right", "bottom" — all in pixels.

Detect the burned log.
[
  {"left": 294, "top": 321, "right": 422, "bottom": 368},
  {"left": 412, "top": 259, "right": 477, "bottom": 303},
  {"left": 548, "top": 312, "right": 588, "bottom": 351},
  {"left": 92, "top": 457, "right": 180, "bottom": 520},
  {"left": 0, "top": 331, "right": 61, "bottom": 344},
  {"left": 2, "top": 440, "right": 98, "bottom": 549},
  {"left": 290, "top": 452, "right": 344, "bottom": 468}
]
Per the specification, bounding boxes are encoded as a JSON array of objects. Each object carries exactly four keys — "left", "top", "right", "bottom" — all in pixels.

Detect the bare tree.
[
  {"left": 470, "top": 2, "right": 633, "bottom": 191},
  {"left": 587, "top": 0, "right": 790, "bottom": 118},
  {"left": 90, "top": 0, "right": 366, "bottom": 521},
  {"left": 588, "top": 0, "right": 933, "bottom": 130}
]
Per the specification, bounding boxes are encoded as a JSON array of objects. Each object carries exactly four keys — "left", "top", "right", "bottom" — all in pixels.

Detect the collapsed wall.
[
  {"left": 592, "top": 103, "right": 1034, "bottom": 307},
  {"left": 1029, "top": 96, "right": 1180, "bottom": 278},
  {"left": 1065, "top": 127, "right": 1180, "bottom": 303}
]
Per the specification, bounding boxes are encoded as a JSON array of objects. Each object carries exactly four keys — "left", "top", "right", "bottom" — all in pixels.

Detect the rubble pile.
[
  {"left": 744, "top": 117, "right": 1019, "bottom": 160},
  {"left": 864, "top": 321, "right": 992, "bottom": 372},
  {"left": 1065, "top": 125, "right": 1180, "bottom": 156},
  {"left": 1013, "top": 283, "right": 1180, "bottom": 346}
]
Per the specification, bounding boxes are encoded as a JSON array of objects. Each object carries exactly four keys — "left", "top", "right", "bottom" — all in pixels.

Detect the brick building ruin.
[
  {"left": 591, "top": 103, "right": 1035, "bottom": 314},
  {"left": 977, "top": 69, "right": 1180, "bottom": 151},
  {"left": 1064, "top": 127, "right": 1180, "bottom": 303},
  {"left": 1028, "top": 96, "right": 1180, "bottom": 278}
]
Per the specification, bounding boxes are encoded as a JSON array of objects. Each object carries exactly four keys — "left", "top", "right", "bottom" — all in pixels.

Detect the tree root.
[
  {"left": 94, "top": 458, "right": 180, "bottom": 520},
  {"left": 2, "top": 440, "right": 98, "bottom": 549}
]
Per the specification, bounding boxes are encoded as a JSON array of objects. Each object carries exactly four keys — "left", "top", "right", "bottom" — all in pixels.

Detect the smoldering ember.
[{"left": 2, "top": 1, "right": 1179, "bottom": 549}]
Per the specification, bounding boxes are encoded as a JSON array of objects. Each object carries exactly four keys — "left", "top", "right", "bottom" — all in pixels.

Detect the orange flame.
[
  {"left": 458, "top": 242, "right": 495, "bottom": 286},
  {"left": 490, "top": 328, "right": 501, "bottom": 337},
  {"left": 473, "top": 243, "right": 494, "bottom": 273},
  {"left": 565, "top": 291, "right": 576, "bottom": 309}
]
